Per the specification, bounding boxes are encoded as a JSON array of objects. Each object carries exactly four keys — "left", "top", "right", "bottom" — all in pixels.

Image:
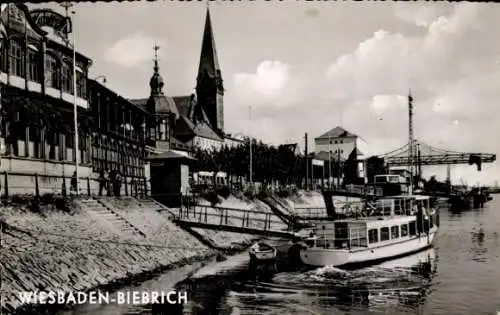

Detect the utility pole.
[
  {"left": 305, "top": 133, "right": 308, "bottom": 190},
  {"left": 408, "top": 89, "right": 414, "bottom": 195},
  {"left": 328, "top": 136, "right": 332, "bottom": 188},
  {"left": 249, "top": 106, "right": 253, "bottom": 186},
  {"left": 61, "top": 2, "right": 79, "bottom": 196}
]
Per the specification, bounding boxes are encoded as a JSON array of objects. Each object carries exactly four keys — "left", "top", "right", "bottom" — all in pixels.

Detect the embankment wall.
[{"left": 0, "top": 199, "right": 214, "bottom": 313}]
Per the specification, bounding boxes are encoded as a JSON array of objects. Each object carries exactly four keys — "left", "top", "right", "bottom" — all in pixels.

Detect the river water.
[{"left": 62, "top": 198, "right": 500, "bottom": 315}]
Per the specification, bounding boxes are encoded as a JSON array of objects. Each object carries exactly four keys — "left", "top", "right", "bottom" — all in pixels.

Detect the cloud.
[
  {"left": 393, "top": 3, "right": 451, "bottom": 27},
  {"left": 320, "top": 3, "right": 500, "bottom": 184},
  {"left": 104, "top": 32, "right": 161, "bottom": 68},
  {"left": 232, "top": 60, "right": 292, "bottom": 105}
]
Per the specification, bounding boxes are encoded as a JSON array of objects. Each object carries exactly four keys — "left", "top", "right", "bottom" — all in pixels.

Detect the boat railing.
[{"left": 310, "top": 226, "right": 368, "bottom": 249}]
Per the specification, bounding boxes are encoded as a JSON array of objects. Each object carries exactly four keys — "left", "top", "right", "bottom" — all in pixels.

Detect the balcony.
[{"left": 0, "top": 72, "right": 89, "bottom": 109}]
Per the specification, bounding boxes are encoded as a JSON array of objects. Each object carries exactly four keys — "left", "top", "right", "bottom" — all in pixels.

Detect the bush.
[
  {"left": 257, "top": 189, "right": 270, "bottom": 199},
  {"left": 276, "top": 189, "right": 290, "bottom": 198},
  {"left": 243, "top": 188, "right": 255, "bottom": 200},
  {"left": 216, "top": 186, "right": 231, "bottom": 199},
  {"left": 202, "top": 190, "right": 221, "bottom": 206},
  {"left": 54, "top": 196, "right": 75, "bottom": 213}
]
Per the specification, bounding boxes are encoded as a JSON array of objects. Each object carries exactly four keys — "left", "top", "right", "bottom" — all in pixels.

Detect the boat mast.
[{"left": 408, "top": 89, "right": 414, "bottom": 195}]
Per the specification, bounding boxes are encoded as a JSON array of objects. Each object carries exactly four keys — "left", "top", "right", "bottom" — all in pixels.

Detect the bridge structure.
[
  {"left": 171, "top": 203, "right": 351, "bottom": 238},
  {"left": 378, "top": 140, "right": 496, "bottom": 171}
]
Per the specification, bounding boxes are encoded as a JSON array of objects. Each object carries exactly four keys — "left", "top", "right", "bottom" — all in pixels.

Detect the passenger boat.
[
  {"left": 299, "top": 194, "right": 439, "bottom": 268},
  {"left": 248, "top": 242, "right": 277, "bottom": 263}
]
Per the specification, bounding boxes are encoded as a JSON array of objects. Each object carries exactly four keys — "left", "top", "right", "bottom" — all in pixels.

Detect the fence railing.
[
  {"left": 0, "top": 171, "right": 149, "bottom": 199},
  {"left": 175, "top": 205, "right": 291, "bottom": 232}
]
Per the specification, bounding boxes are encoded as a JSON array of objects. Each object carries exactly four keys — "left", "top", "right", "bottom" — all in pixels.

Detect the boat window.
[
  {"left": 375, "top": 176, "right": 387, "bottom": 183},
  {"left": 388, "top": 175, "right": 400, "bottom": 183},
  {"left": 391, "top": 225, "right": 400, "bottom": 239},
  {"left": 409, "top": 221, "right": 416, "bottom": 236},
  {"left": 394, "top": 199, "right": 402, "bottom": 215},
  {"left": 401, "top": 224, "right": 409, "bottom": 237},
  {"left": 349, "top": 227, "right": 368, "bottom": 248},
  {"left": 406, "top": 199, "right": 413, "bottom": 215},
  {"left": 368, "top": 229, "right": 378, "bottom": 243},
  {"left": 350, "top": 237, "right": 368, "bottom": 248},
  {"left": 380, "top": 227, "right": 390, "bottom": 241}
]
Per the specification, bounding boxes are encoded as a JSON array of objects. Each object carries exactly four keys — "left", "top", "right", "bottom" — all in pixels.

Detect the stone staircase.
[
  {"left": 80, "top": 199, "right": 146, "bottom": 238},
  {"left": 136, "top": 198, "right": 175, "bottom": 216}
]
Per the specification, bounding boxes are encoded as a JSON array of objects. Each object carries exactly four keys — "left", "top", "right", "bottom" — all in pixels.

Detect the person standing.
[{"left": 70, "top": 171, "right": 77, "bottom": 194}]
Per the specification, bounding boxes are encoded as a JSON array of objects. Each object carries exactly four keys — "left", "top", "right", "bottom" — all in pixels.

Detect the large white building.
[
  {"left": 314, "top": 127, "right": 369, "bottom": 180},
  {"left": 314, "top": 127, "right": 368, "bottom": 160}
]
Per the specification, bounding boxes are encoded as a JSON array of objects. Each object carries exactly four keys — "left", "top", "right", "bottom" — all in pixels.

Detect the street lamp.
[{"left": 94, "top": 75, "right": 107, "bottom": 84}]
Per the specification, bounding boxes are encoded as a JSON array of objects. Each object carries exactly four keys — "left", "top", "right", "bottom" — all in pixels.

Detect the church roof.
[
  {"left": 197, "top": 7, "right": 221, "bottom": 80},
  {"left": 177, "top": 116, "right": 221, "bottom": 141},
  {"left": 148, "top": 95, "right": 179, "bottom": 117},
  {"left": 173, "top": 95, "right": 195, "bottom": 118},
  {"left": 316, "top": 127, "right": 357, "bottom": 140}
]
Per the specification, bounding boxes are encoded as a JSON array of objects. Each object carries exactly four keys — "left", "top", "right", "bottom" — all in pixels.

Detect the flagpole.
[{"left": 71, "top": 10, "right": 79, "bottom": 195}]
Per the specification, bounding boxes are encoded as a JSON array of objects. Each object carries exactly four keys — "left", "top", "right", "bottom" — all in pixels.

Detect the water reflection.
[{"left": 148, "top": 248, "right": 437, "bottom": 315}]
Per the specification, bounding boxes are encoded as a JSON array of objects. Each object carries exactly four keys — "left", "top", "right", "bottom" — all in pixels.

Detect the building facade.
[
  {"left": 314, "top": 126, "right": 368, "bottom": 161},
  {"left": 130, "top": 7, "right": 236, "bottom": 154},
  {"left": 0, "top": 4, "right": 152, "bottom": 195},
  {"left": 314, "top": 126, "right": 369, "bottom": 182}
]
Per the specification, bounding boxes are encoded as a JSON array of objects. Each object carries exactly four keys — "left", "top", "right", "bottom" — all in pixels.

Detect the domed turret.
[{"left": 150, "top": 46, "right": 164, "bottom": 96}]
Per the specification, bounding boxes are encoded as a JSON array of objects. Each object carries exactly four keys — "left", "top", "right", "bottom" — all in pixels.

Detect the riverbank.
[
  {"left": 0, "top": 191, "right": 326, "bottom": 314},
  {"left": 0, "top": 196, "right": 218, "bottom": 314}
]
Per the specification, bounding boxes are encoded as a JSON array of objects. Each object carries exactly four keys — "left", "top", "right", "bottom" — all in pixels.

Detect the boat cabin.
[{"left": 306, "top": 195, "right": 437, "bottom": 250}]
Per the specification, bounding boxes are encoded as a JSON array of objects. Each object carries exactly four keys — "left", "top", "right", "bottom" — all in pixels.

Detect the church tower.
[
  {"left": 195, "top": 6, "right": 224, "bottom": 135},
  {"left": 146, "top": 44, "right": 179, "bottom": 146}
]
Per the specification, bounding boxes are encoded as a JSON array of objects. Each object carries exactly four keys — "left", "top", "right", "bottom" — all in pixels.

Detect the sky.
[{"left": 29, "top": 1, "right": 500, "bottom": 185}]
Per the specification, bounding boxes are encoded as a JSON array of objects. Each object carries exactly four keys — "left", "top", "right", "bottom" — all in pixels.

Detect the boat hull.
[
  {"left": 249, "top": 251, "right": 276, "bottom": 261},
  {"left": 300, "top": 229, "right": 437, "bottom": 268}
]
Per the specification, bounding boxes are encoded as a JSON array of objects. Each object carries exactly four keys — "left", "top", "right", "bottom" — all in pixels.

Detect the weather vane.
[{"left": 153, "top": 42, "right": 160, "bottom": 62}]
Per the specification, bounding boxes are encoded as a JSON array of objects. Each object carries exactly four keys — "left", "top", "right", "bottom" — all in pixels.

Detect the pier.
[{"left": 173, "top": 206, "right": 297, "bottom": 238}]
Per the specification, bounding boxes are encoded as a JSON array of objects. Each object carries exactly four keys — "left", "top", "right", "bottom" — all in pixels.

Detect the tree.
[{"left": 365, "top": 156, "right": 387, "bottom": 183}]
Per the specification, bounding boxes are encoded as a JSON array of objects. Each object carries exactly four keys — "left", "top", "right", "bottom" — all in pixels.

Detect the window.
[
  {"left": 0, "top": 38, "right": 7, "bottom": 71},
  {"left": 380, "top": 227, "right": 390, "bottom": 241},
  {"left": 391, "top": 225, "right": 399, "bottom": 239},
  {"left": 334, "top": 140, "right": 338, "bottom": 144},
  {"left": 409, "top": 221, "right": 416, "bottom": 236},
  {"left": 368, "top": 229, "right": 378, "bottom": 243},
  {"left": 27, "top": 49, "right": 40, "bottom": 82},
  {"left": 340, "top": 140, "right": 343, "bottom": 144},
  {"left": 61, "top": 62, "right": 72, "bottom": 93},
  {"left": 401, "top": 224, "right": 409, "bottom": 237},
  {"left": 9, "top": 39, "right": 23, "bottom": 77},
  {"left": 45, "top": 54, "right": 58, "bottom": 88},
  {"left": 76, "top": 70, "right": 87, "bottom": 98}
]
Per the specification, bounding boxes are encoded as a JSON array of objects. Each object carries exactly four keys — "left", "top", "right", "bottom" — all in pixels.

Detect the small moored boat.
[{"left": 248, "top": 242, "right": 277, "bottom": 263}]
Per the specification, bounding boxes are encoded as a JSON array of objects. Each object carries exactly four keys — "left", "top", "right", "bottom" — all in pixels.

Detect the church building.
[{"left": 130, "top": 7, "right": 242, "bottom": 155}]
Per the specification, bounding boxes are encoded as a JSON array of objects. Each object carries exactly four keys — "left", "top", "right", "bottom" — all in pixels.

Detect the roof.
[
  {"left": 146, "top": 150, "right": 196, "bottom": 161},
  {"left": 129, "top": 98, "right": 147, "bottom": 109},
  {"left": 316, "top": 127, "right": 357, "bottom": 140},
  {"left": 148, "top": 95, "right": 179, "bottom": 117},
  {"left": 197, "top": 7, "right": 221, "bottom": 79},
  {"left": 88, "top": 80, "right": 149, "bottom": 115},
  {"left": 173, "top": 95, "right": 195, "bottom": 118}
]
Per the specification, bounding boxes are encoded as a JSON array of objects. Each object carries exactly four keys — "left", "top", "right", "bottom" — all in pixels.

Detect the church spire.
[
  {"left": 149, "top": 43, "right": 164, "bottom": 96},
  {"left": 197, "top": 6, "right": 221, "bottom": 84},
  {"left": 195, "top": 5, "right": 225, "bottom": 133}
]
